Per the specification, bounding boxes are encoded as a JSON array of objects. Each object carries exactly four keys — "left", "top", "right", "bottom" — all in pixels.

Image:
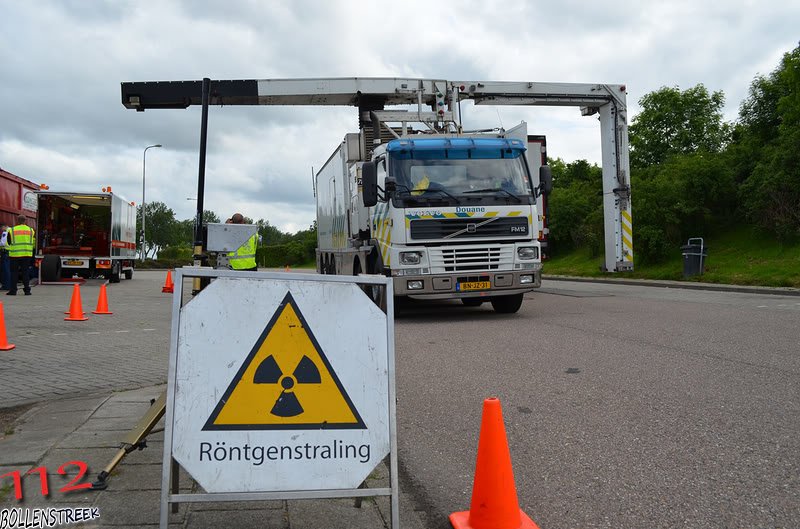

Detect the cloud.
[{"left": 1, "top": 0, "right": 798, "bottom": 232}]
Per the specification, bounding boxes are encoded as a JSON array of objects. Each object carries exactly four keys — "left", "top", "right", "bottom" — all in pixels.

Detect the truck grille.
[
  {"left": 428, "top": 245, "right": 514, "bottom": 272},
  {"left": 410, "top": 217, "right": 528, "bottom": 240}
]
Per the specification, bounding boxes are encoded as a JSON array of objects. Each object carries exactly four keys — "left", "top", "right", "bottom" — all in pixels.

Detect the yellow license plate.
[
  {"left": 458, "top": 281, "right": 491, "bottom": 291},
  {"left": 64, "top": 260, "right": 83, "bottom": 266}
]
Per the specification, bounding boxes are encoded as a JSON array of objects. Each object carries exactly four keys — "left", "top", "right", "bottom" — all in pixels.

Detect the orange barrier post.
[
  {"left": 0, "top": 302, "right": 15, "bottom": 351},
  {"left": 92, "top": 283, "right": 113, "bottom": 315},
  {"left": 161, "top": 270, "right": 174, "bottom": 293},
  {"left": 65, "top": 284, "right": 89, "bottom": 321},
  {"left": 449, "top": 397, "right": 540, "bottom": 529}
]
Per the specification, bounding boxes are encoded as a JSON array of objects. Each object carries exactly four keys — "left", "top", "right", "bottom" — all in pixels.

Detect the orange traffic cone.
[
  {"left": 449, "top": 398, "right": 540, "bottom": 529},
  {"left": 92, "top": 284, "right": 113, "bottom": 315},
  {"left": 65, "top": 284, "right": 89, "bottom": 321},
  {"left": 0, "top": 302, "right": 15, "bottom": 351},
  {"left": 161, "top": 270, "right": 174, "bottom": 293}
]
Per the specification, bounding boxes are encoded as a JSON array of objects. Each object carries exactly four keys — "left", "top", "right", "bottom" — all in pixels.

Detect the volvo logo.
[{"left": 466, "top": 223, "right": 477, "bottom": 233}]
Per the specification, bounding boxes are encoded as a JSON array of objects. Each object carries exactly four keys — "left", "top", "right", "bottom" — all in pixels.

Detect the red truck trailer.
[{"left": 0, "top": 167, "right": 39, "bottom": 230}]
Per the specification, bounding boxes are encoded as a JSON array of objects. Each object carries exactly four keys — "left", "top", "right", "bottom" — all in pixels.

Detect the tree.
[
  {"left": 736, "top": 43, "right": 800, "bottom": 240},
  {"left": 136, "top": 201, "right": 177, "bottom": 258},
  {"left": 256, "top": 219, "right": 289, "bottom": 245},
  {"left": 546, "top": 158, "right": 604, "bottom": 255},
  {"left": 174, "top": 210, "right": 221, "bottom": 245},
  {"left": 632, "top": 152, "right": 735, "bottom": 262},
  {"left": 629, "top": 84, "right": 730, "bottom": 168}
]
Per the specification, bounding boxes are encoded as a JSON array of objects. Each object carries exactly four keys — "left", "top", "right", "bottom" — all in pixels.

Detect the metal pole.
[
  {"left": 192, "top": 78, "right": 211, "bottom": 294},
  {"left": 142, "top": 144, "right": 162, "bottom": 260}
]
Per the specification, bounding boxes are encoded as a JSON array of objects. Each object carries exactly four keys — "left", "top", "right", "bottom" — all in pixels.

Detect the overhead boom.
[{"left": 120, "top": 77, "right": 633, "bottom": 272}]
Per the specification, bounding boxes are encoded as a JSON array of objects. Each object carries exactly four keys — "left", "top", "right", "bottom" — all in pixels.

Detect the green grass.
[{"left": 543, "top": 227, "right": 800, "bottom": 288}]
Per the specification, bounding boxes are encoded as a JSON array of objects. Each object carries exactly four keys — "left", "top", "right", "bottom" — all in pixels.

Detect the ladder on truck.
[{"left": 121, "top": 77, "right": 633, "bottom": 272}]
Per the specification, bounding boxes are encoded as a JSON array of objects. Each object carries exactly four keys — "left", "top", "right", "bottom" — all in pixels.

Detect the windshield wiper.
[
  {"left": 462, "top": 188, "right": 523, "bottom": 203},
  {"left": 397, "top": 186, "right": 461, "bottom": 204}
]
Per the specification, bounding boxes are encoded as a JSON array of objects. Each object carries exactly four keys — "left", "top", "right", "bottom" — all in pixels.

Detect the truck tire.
[
  {"left": 109, "top": 262, "right": 121, "bottom": 283},
  {"left": 461, "top": 298, "right": 484, "bottom": 307},
  {"left": 353, "top": 257, "right": 387, "bottom": 311},
  {"left": 490, "top": 293, "right": 524, "bottom": 314},
  {"left": 124, "top": 268, "right": 133, "bottom": 280},
  {"left": 41, "top": 255, "right": 61, "bottom": 282}
]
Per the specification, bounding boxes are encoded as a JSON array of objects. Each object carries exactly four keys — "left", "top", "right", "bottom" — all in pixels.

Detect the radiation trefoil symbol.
[
  {"left": 254, "top": 354, "right": 321, "bottom": 417},
  {"left": 203, "top": 292, "right": 365, "bottom": 431}
]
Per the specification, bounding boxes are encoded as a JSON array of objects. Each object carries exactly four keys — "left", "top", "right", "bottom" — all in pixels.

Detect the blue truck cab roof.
[{"left": 385, "top": 137, "right": 526, "bottom": 160}]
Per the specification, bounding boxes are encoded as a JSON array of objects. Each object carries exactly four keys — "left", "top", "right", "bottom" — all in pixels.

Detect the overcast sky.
[{"left": 1, "top": 1, "right": 797, "bottom": 232}]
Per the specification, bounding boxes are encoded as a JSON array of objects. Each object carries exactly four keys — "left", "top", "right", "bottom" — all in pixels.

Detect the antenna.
[
  {"left": 311, "top": 167, "right": 316, "bottom": 197},
  {"left": 495, "top": 108, "right": 504, "bottom": 129}
]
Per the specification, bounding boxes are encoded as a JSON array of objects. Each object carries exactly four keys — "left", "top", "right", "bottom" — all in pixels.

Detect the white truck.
[
  {"left": 315, "top": 116, "right": 551, "bottom": 313},
  {"left": 36, "top": 190, "right": 137, "bottom": 282}
]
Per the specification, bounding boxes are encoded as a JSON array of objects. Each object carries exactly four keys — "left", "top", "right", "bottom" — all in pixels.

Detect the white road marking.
[{"left": 87, "top": 332, "right": 101, "bottom": 335}]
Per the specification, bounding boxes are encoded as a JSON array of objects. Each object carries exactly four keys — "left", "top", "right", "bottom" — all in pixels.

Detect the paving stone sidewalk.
[{"left": 0, "top": 385, "right": 427, "bottom": 529}]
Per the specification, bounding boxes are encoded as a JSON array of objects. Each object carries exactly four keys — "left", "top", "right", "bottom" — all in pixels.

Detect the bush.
[
  {"left": 257, "top": 245, "right": 307, "bottom": 267},
  {"left": 157, "top": 246, "right": 194, "bottom": 260},
  {"left": 631, "top": 152, "right": 735, "bottom": 263}
]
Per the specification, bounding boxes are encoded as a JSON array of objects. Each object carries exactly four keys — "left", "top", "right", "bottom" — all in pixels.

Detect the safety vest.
[
  {"left": 8, "top": 225, "right": 35, "bottom": 258},
  {"left": 229, "top": 233, "right": 257, "bottom": 270}
]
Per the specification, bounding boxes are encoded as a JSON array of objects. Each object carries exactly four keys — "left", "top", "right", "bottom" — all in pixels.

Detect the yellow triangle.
[{"left": 203, "top": 292, "right": 365, "bottom": 430}]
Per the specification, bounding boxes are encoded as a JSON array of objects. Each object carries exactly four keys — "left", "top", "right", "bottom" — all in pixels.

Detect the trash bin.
[{"left": 680, "top": 237, "right": 708, "bottom": 278}]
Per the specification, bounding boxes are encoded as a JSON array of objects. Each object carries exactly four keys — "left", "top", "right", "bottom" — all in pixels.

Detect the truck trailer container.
[
  {"left": 36, "top": 191, "right": 137, "bottom": 282},
  {"left": 0, "top": 167, "right": 38, "bottom": 229}
]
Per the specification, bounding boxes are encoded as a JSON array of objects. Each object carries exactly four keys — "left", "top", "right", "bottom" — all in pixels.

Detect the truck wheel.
[
  {"left": 109, "top": 262, "right": 121, "bottom": 283},
  {"left": 41, "top": 255, "right": 61, "bottom": 282},
  {"left": 461, "top": 298, "right": 484, "bottom": 307},
  {"left": 124, "top": 269, "right": 133, "bottom": 280},
  {"left": 490, "top": 293, "right": 524, "bottom": 314},
  {"left": 353, "top": 259, "right": 386, "bottom": 311}
]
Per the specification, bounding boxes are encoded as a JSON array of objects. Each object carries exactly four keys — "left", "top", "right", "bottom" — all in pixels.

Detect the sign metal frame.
[{"left": 160, "top": 267, "right": 397, "bottom": 528}]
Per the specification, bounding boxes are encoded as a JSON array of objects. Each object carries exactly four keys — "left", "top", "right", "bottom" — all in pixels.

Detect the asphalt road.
[
  {"left": 394, "top": 281, "right": 800, "bottom": 529},
  {"left": 2, "top": 273, "right": 797, "bottom": 528}
]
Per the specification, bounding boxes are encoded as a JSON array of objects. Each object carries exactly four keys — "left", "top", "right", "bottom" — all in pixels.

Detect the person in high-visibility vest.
[
  {"left": 7, "top": 215, "right": 35, "bottom": 296},
  {"left": 0, "top": 224, "right": 10, "bottom": 290},
  {"left": 227, "top": 213, "right": 258, "bottom": 271}
]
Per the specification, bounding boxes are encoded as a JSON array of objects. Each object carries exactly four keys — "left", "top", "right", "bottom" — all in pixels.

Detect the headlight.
[
  {"left": 400, "top": 251, "right": 423, "bottom": 265},
  {"left": 517, "top": 247, "right": 539, "bottom": 260},
  {"left": 407, "top": 280, "right": 424, "bottom": 290},
  {"left": 520, "top": 274, "right": 534, "bottom": 284}
]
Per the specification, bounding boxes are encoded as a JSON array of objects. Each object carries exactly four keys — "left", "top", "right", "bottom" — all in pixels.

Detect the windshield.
[{"left": 389, "top": 155, "right": 534, "bottom": 207}]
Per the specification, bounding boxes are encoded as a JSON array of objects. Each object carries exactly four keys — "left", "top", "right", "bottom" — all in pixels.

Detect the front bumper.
[{"left": 393, "top": 269, "right": 541, "bottom": 299}]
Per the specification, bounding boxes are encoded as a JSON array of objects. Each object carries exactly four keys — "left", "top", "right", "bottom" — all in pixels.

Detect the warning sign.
[
  {"left": 167, "top": 274, "right": 392, "bottom": 494},
  {"left": 204, "top": 292, "right": 365, "bottom": 430}
]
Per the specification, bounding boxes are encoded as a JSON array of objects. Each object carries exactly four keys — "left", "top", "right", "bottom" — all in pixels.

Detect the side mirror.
[
  {"left": 539, "top": 165, "right": 553, "bottom": 196},
  {"left": 362, "top": 161, "right": 378, "bottom": 207}
]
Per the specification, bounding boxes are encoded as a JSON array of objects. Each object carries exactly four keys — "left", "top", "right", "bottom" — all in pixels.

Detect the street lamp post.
[{"left": 141, "top": 144, "right": 162, "bottom": 260}]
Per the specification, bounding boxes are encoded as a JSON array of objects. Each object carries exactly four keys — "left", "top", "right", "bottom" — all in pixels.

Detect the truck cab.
[{"left": 362, "top": 136, "right": 548, "bottom": 312}]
